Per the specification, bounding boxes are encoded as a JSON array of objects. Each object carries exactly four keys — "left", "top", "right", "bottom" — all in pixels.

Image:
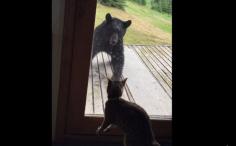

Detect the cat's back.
[
  {"left": 120, "top": 98, "right": 149, "bottom": 118},
  {"left": 107, "top": 98, "right": 151, "bottom": 132},
  {"left": 112, "top": 99, "right": 158, "bottom": 145},
  {"left": 106, "top": 98, "right": 148, "bottom": 117}
]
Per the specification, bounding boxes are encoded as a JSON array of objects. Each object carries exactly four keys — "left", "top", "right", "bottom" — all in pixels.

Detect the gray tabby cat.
[
  {"left": 96, "top": 78, "right": 160, "bottom": 146},
  {"left": 92, "top": 13, "right": 131, "bottom": 80}
]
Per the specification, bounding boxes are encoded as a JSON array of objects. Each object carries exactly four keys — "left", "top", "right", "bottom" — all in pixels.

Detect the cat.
[{"left": 96, "top": 78, "right": 160, "bottom": 146}]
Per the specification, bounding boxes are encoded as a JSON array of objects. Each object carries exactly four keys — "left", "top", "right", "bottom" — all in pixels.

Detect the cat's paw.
[
  {"left": 153, "top": 141, "right": 161, "bottom": 146},
  {"left": 103, "top": 127, "right": 110, "bottom": 133},
  {"left": 96, "top": 126, "right": 102, "bottom": 135}
]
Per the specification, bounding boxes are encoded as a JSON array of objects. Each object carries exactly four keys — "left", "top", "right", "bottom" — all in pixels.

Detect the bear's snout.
[{"left": 109, "top": 33, "right": 119, "bottom": 46}]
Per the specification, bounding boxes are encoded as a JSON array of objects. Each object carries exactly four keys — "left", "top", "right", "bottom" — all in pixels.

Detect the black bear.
[{"left": 92, "top": 13, "right": 132, "bottom": 80}]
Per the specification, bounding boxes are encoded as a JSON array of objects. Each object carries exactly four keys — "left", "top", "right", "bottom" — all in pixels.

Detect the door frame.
[{"left": 55, "top": 0, "right": 171, "bottom": 144}]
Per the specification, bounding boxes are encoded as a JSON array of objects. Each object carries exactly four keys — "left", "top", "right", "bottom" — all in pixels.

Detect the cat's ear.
[
  {"left": 107, "top": 78, "right": 112, "bottom": 83},
  {"left": 122, "top": 78, "right": 128, "bottom": 86},
  {"left": 105, "top": 13, "right": 112, "bottom": 22}
]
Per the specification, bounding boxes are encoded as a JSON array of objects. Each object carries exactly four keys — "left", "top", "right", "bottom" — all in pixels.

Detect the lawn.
[{"left": 94, "top": 1, "right": 172, "bottom": 45}]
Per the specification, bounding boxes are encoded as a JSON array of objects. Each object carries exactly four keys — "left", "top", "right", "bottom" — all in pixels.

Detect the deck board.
[
  {"left": 156, "top": 45, "right": 172, "bottom": 62},
  {"left": 132, "top": 45, "right": 172, "bottom": 97},
  {"left": 85, "top": 45, "right": 172, "bottom": 117},
  {"left": 147, "top": 46, "right": 172, "bottom": 73},
  {"left": 140, "top": 46, "right": 172, "bottom": 87},
  {"left": 123, "top": 46, "right": 171, "bottom": 115},
  {"left": 85, "top": 63, "right": 94, "bottom": 114},
  {"left": 97, "top": 53, "right": 107, "bottom": 110},
  {"left": 161, "top": 45, "right": 172, "bottom": 55},
  {"left": 145, "top": 46, "right": 172, "bottom": 75},
  {"left": 158, "top": 45, "right": 172, "bottom": 58},
  {"left": 91, "top": 56, "right": 104, "bottom": 114},
  {"left": 152, "top": 46, "right": 172, "bottom": 67}
]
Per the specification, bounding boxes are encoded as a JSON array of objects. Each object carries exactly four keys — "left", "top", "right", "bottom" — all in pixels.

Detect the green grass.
[
  {"left": 124, "top": 28, "right": 166, "bottom": 44},
  {"left": 125, "top": 1, "right": 171, "bottom": 33},
  {"left": 95, "top": 1, "right": 172, "bottom": 45}
]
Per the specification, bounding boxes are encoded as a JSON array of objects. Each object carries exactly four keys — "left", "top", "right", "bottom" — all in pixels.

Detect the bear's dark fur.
[{"left": 92, "top": 13, "right": 131, "bottom": 80}]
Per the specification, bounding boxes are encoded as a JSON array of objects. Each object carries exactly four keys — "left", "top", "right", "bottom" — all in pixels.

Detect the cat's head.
[{"left": 107, "top": 78, "right": 127, "bottom": 99}]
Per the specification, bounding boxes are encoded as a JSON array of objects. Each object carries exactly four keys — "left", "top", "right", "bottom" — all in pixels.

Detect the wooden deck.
[{"left": 85, "top": 45, "right": 172, "bottom": 119}]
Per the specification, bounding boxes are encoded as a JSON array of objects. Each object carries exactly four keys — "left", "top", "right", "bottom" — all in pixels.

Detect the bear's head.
[{"left": 104, "top": 13, "right": 131, "bottom": 46}]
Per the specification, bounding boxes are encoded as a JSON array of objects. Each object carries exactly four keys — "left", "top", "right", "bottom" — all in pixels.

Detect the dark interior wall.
[{"left": 52, "top": 0, "right": 65, "bottom": 141}]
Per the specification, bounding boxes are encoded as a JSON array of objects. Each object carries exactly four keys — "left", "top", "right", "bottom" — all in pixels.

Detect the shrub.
[
  {"left": 151, "top": 0, "right": 172, "bottom": 14},
  {"left": 129, "top": 0, "right": 146, "bottom": 5},
  {"left": 99, "top": 0, "right": 126, "bottom": 10}
]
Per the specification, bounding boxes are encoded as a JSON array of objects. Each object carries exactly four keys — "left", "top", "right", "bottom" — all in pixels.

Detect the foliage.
[
  {"left": 129, "top": 0, "right": 146, "bottom": 5},
  {"left": 98, "top": 0, "right": 126, "bottom": 10},
  {"left": 151, "top": 0, "right": 172, "bottom": 14}
]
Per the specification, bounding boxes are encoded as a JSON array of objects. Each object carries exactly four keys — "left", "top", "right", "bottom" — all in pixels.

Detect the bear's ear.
[
  {"left": 123, "top": 20, "right": 131, "bottom": 28},
  {"left": 105, "top": 13, "right": 112, "bottom": 22}
]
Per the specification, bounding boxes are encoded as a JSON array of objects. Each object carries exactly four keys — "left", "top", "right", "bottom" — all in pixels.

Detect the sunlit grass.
[{"left": 95, "top": 1, "right": 172, "bottom": 45}]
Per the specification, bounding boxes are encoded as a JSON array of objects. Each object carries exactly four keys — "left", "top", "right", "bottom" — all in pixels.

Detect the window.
[
  {"left": 85, "top": 0, "right": 172, "bottom": 120},
  {"left": 55, "top": 0, "right": 172, "bottom": 143}
]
